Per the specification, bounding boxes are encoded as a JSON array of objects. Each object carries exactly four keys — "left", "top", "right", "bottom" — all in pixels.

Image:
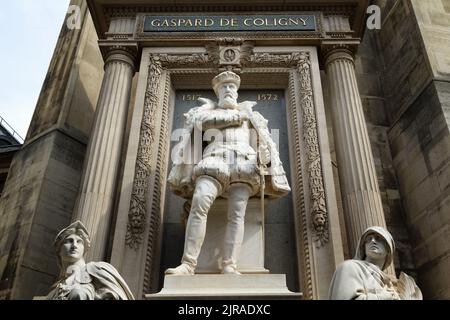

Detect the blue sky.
[{"left": 0, "top": 0, "right": 70, "bottom": 139}]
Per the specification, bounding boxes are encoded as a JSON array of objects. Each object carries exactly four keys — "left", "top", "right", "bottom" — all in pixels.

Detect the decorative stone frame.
[
  {"left": 110, "top": 45, "right": 343, "bottom": 300},
  {"left": 133, "top": 12, "right": 324, "bottom": 41}
]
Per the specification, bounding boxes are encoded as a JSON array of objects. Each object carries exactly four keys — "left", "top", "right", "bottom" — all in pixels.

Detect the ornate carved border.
[
  {"left": 142, "top": 73, "right": 171, "bottom": 294},
  {"left": 125, "top": 56, "right": 163, "bottom": 250},
  {"left": 287, "top": 70, "right": 312, "bottom": 299},
  {"left": 296, "top": 55, "right": 330, "bottom": 248},
  {"left": 126, "top": 48, "right": 330, "bottom": 297}
]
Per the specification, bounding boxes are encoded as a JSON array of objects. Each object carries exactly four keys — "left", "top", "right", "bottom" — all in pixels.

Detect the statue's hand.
[
  {"left": 197, "top": 97, "right": 216, "bottom": 110},
  {"left": 239, "top": 111, "right": 250, "bottom": 121},
  {"left": 377, "top": 289, "right": 400, "bottom": 300},
  {"left": 239, "top": 101, "right": 255, "bottom": 117}
]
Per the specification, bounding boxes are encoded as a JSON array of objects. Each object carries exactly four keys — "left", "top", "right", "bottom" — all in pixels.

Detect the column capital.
[
  {"left": 98, "top": 41, "right": 139, "bottom": 72},
  {"left": 320, "top": 41, "right": 359, "bottom": 67}
]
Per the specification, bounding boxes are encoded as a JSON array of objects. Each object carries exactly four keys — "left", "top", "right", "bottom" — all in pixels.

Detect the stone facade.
[
  {"left": 0, "top": 0, "right": 449, "bottom": 299},
  {"left": 324, "top": 0, "right": 450, "bottom": 298},
  {"left": 357, "top": 14, "right": 417, "bottom": 275},
  {"left": 381, "top": 0, "right": 450, "bottom": 299},
  {"left": 0, "top": 0, "right": 104, "bottom": 299}
]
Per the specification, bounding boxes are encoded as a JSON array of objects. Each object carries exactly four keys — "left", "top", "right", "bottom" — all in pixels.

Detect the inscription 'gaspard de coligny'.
[
  {"left": 144, "top": 15, "right": 316, "bottom": 32},
  {"left": 149, "top": 17, "right": 311, "bottom": 28}
]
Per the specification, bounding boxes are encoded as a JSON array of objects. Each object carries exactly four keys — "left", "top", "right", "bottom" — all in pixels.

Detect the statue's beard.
[{"left": 218, "top": 96, "right": 238, "bottom": 109}]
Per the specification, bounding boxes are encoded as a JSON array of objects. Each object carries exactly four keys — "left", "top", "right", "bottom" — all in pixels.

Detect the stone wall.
[
  {"left": 26, "top": 1, "right": 101, "bottom": 142},
  {"left": 412, "top": 0, "right": 450, "bottom": 82},
  {"left": 388, "top": 81, "right": 450, "bottom": 299},
  {"left": 378, "top": 0, "right": 450, "bottom": 299},
  {"left": 0, "top": 132, "right": 86, "bottom": 299},
  {"left": 64, "top": 13, "right": 105, "bottom": 139},
  {"left": 355, "top": 26, "right": 417, "bottom": 275},
  {"left": 378, "top": 0, "right": 433, "bottom": 123}
]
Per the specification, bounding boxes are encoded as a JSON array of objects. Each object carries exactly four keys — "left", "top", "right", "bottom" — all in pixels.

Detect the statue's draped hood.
[{"left": 354, "top": 226, "right": 395, "bottom": 271}]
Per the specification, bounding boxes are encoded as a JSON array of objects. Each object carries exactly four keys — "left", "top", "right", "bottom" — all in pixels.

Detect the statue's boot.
[
  {"left": 165, "top": 176, "right": 221, "bottom": 275},
  {"left": 222, "top": 183, "right": 251, "bottom": 275},
  {"left": 222, "top": 265, "right": 242, "bottom": 275},
  {"left": 165, "top": 263, "right": 194, "bottom": 275}
]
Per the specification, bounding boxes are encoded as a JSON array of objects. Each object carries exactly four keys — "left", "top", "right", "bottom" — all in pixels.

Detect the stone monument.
[
  {"left": 46, "top": 221, "right": 134, "bottom": 300},
  {"left": 166, "top": 71, "right": 290, "bottom": 275},
  {"left": 328, "top": 226, "right": 422, "bottom": 300},
  {"left": 152, "top": 71, "right": 297, "bottom": 298}
]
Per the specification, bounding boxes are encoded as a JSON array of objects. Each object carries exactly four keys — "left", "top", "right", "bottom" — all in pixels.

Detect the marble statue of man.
[
  {"left": 329, "top": 226, "right": 422, "bottom": 300},
  {"left": 166, "top": 71, "right": 290, "bottom": 275},
  {"left": 46, "top": 221, "right": 135, "bottom": 300}
]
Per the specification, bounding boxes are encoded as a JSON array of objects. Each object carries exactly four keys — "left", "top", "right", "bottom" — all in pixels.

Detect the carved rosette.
[
  {"left": 126, "top": 55, "right": 162, "bottom": 250},
  {"left": 206, "top": 38, "right": 254, "bottom": 72},
  {"left": 296, "top": 54, "right": 329, "bottom": 248}
]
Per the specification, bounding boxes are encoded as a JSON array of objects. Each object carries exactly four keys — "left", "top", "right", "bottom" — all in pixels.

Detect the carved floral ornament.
[{"left": 125, "top": 47, "right": 330, "bottom": 252}]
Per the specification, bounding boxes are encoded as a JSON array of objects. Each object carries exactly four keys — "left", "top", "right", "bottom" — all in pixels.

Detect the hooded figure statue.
[
  {"left": 46, "top": 221, "right": 135, "bottom": 300},
  {"left": 328, "top": 226, "right": 422, "bottom": 300}
]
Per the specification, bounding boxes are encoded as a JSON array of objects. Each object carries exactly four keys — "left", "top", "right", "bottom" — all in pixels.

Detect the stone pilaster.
[
  {"left": 73, "top": 46, "right": 136, "bottom": 261},
  {"left": 324, "top": 46, "right": 389, "bottom": 256}
]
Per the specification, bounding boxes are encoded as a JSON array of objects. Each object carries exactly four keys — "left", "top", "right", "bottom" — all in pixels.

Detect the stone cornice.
[
  {"left": 87, "top": 0, "right": 369, "bottom": 41},
  {"left": 105, "top": 4, "right": 356, "bottom": 20}
]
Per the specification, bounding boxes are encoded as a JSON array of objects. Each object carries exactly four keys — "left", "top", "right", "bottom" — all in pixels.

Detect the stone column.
[
  {"left": 324, "top": 47, "right": 388, "bottom": 255},
  {"left": 73, "top": 47, "right": 136, "bottom": 261}
]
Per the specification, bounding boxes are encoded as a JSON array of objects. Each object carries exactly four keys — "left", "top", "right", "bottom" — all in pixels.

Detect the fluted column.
[
  {"left": 325, "top": 48, "right": 388, "bottom": 256},
  {"left": 74, "top": 47, "right": 136, "bottom": 261}
]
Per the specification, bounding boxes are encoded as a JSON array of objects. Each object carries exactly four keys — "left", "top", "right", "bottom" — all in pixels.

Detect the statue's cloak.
[
  {"left": 168, "top": 98, "right": 291, "bottom": 199},
  {"left": 86, "top": 262, "right": 135, "bottom": 300},
  {"left": 47, "top": 262, "right": 135, "bottom": 300}
]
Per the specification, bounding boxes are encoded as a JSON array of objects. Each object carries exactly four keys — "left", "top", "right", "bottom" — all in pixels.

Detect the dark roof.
[{"left": 0, "top": 117, "right": 23, "bottom": 147}]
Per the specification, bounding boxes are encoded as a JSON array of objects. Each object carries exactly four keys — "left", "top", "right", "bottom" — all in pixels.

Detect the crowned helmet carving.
[
  {"left": 212, "top": 71, "right": 241, "bottom": 96},
  {"left": 54, "top": 220, "right": 91, "bottom": 266}
]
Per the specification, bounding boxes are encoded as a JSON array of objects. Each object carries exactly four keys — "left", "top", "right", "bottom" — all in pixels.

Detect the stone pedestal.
[
  {"left": 147, "top": 275, "right": 301, "bottom": 299},
  {"left": 196, "top": 199, "right": 268, "bottom": 274},
  {"left": 148, "top": 200, "right": 301, "bottom": 300}
]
